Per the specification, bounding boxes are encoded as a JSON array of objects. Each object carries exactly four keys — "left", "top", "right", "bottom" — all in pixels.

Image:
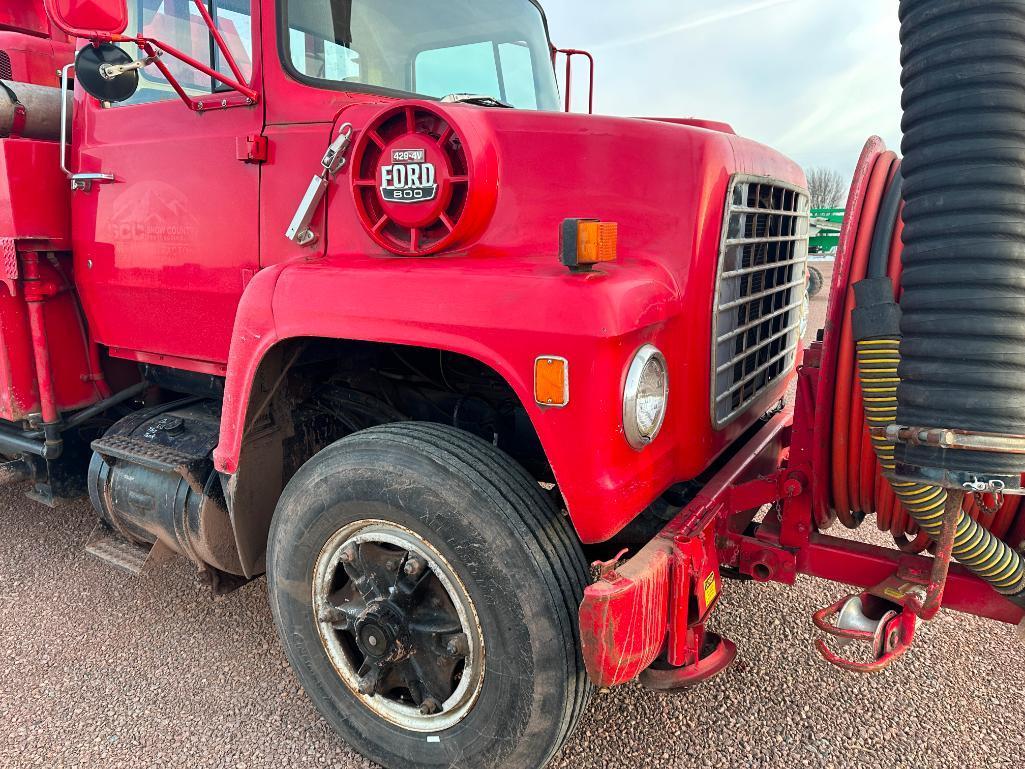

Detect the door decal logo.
[{"left": 380, "top": 149, "right": 438, "bottom": 204}]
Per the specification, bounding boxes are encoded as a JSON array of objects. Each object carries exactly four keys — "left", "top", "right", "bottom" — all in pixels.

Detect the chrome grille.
[
  {"left": 0, "top": 52, "right": 11, "bottom": 82},
  {"left": 712, "top": 176, "right": 809, "bottom": 426}
]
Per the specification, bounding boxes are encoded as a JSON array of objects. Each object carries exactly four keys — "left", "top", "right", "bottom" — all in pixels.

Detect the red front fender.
[{"left": 213, "top": 253, "right": 685, "bottom": 544}]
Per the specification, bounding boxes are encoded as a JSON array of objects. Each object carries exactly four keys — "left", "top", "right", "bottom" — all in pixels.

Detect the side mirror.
[
  {"left": 42, "top": 0, "right": 128, "bottom": 39},
  {"left": 75, "top": 43, "right": 140, "bottom": 103}
]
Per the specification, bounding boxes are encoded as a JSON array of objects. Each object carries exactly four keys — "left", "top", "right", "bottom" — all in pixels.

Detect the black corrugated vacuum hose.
[
  {"left": 853, "top": 278, "right": 1025, "bottom": 604},
  {"left": 897, "top": 0, "right": 1025, "bottom": 486}
]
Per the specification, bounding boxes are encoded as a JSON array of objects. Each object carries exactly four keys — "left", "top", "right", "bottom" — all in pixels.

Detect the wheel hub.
[
  {"left": 354, "top": 602, "right": 409, "bottom": 662},
  {"left": 312, "top": 521, "right": 485, "bottom": 732}
]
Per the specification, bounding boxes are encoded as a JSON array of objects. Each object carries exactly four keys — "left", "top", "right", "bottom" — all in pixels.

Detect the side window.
[
  {"left": 289, "top": 29, "right": 360, "bottom": 81},
  {"left": 113, "top": 0, "right": 253, "bottom": 107},
  {"left": 414, "top": 42, "right": 500, "bottom": 101},
  {"left": 214, "top": 1, "right": 254, "bottom": 82}
]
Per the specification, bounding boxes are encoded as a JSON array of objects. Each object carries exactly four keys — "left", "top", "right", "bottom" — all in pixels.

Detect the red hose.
[{"left": 813, "top": 138, "right": 1025, "bottom": 552}]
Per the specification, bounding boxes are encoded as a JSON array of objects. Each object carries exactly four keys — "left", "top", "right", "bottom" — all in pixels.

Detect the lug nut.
[
  {"left": 385, "top": 559, "right": 398, "bottom": 571},
  {"left": 419, "top": 697, "right": 441, "bottom": 715},
  {"left": 445, "top": 634, "right": 468, "bottom": 656},
  {"left": 318, "top": 606, "right": 344, "bottom": 624},
  {"left": 404, "top": 558, "right": 425, "bottom": 577}
]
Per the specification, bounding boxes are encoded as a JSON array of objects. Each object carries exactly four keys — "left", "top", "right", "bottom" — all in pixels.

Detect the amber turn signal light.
[
  {"left": 534, "top": 356, "right": 569, "bottom": 407},
  {"left": 560, "top": 218, "right": 618, "bottom": 272}
]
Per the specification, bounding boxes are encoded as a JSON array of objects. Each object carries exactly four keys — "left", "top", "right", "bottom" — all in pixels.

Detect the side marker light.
[
  {"left": 534, "top": 356, "right": 569, "bottom": 407},
  {"left": 560, "top": 218, "right": 618, "bottom": 272}
]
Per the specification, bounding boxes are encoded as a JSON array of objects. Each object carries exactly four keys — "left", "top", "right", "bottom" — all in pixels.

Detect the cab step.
[
  {"left": 84, "top": 522, "right": 157, "bottom": 576},
  {"left": 90, "top": 433, "right": 210, "bottom": 493},
  {"left": 90, "top": 433, "right": 208, "bottom": 474}
]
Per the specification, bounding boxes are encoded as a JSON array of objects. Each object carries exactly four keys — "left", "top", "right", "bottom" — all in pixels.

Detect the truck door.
[{"left": 71, "top": 0, "right": 260, "bottom": 369}]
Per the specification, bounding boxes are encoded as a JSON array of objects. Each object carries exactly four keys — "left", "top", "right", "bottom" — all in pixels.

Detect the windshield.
[{"left": 282, "top": 0, "right": 561, "bottom": 111}]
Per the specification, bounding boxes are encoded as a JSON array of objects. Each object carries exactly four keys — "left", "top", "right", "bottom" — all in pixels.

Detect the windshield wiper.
[{"left": 441, "top": 93, "right": 513, "bottom": 109}]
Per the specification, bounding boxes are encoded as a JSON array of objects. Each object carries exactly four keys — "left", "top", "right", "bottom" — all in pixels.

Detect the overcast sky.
[{"left": 539, "top": 0, "right": 903, "bottom": 182}]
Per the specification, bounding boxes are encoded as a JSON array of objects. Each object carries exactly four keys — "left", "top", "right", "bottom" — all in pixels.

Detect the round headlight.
[{"left": 623, "top": 344, "right": 668, "bottom": 449}]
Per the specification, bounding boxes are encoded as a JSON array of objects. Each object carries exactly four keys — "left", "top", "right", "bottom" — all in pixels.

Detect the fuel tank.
[{"left": 88, "top": 399, "right": 244, "bottom": 576}]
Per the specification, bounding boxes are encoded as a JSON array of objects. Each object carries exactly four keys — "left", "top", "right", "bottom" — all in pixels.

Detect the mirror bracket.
[
  {"left": 50, "top": 0, "right": 259, "bottom": 112},
  {"left": 126, "top": 35, "right": 259, "bottom": 112},
  {"left": 553, "top": 48, "right": 595, "bottom": 115}
]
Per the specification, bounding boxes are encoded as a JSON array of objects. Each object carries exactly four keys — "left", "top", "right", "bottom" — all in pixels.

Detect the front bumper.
[{"left": 578, "top": 409, "right": 790, "bottom": 688}]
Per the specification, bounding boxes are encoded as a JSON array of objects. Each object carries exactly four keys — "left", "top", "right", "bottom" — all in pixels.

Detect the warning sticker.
[{"left": 703, "top": 572, "right": 718, "bottom": 607}]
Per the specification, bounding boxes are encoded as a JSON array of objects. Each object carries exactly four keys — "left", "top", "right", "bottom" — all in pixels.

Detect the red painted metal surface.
[
  {"left": 127, "top": 31, "right": 258, "bottom": 112},
  {"left": 639, "top": 632, "right": 737, "bottom": 689},
  {"left": 72, "top": 81, "right": 262, "bottom": 369},
  {"left": 0, "top": 140, "right": 68, "bottom": 240},
  {"left": 22, "top": 253, "right": 59, "bottom": 424},
  {"left": 0, "top": 6, "right": 52, "bottom": 37},
  {"left": 581, "top": 364, "right": 1024, "bottom": 687},
  {"left": 579, "top": 539, "right": 672, "bottom": 687},
  {"left": 0, "top": 251, "right": 100, "bottom": 422},
  {"left": 0, "top": 4, "right": 73, "bottom": 87},
  {"left": 642, "top": 117, "right": 736, "bottom": 135},
  {"left": 0, "top": 29, "right": 73, "bottom": 87},
  {"left": 0, "top": 138, "right": 98, "bottom": 421},
  {"left": 812, "top": 593, "right": 917, "bottom": 674},
  {"left": 42, "top": 0, "right": 128, "bottom": 39},
  {"left": 796, "top": 534, "right": 1024, "bottom": 626}
]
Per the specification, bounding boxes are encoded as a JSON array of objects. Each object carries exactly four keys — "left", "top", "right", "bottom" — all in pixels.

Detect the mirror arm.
[
  {"left": 120, "top": 36, "right": 259, "bottom": 110},
  {"left": 134, "top": 39, "right": 195, "bottom": 108},
  {"left": 99, "top": 52, "right": 160, "bottom": 80},
  {"left": 58, "top": 0, "right": 258, "bottom": 114}
]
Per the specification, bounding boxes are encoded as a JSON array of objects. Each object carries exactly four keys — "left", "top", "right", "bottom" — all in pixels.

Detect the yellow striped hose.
[{"left": 857, "top": 338, "right": 1025, "bottom": 597}]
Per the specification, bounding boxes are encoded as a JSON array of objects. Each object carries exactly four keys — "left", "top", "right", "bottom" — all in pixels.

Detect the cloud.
[
  {"left": 541, "top": 0, "right": 903, "bottom": 177},
  {"left": 592, "top": 0, "right": 802, "bottom": 50}
]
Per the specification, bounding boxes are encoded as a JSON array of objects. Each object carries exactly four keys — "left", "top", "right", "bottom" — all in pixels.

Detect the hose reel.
[{"left": 810, "top": 0, "right": 1025, "bottom": 663}]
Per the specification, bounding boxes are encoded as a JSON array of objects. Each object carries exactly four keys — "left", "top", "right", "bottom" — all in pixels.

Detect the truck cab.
[{"left": 0, "top": 1, "right": 808, "bottom": 766}]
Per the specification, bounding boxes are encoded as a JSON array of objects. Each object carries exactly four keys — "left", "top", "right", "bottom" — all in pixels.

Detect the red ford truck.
[{"left": 3, "top": 0, "right": 1025, "bottom": 767}]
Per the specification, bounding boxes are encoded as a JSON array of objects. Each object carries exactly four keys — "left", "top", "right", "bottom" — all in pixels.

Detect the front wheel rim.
[{"left": 312, "top": 519, "right": 485, "bottom": 732}]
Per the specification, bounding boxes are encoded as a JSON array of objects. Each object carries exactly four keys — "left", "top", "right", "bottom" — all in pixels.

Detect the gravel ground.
[{"left": 2, "top": 274, "right": 1024, "bottom": 769}]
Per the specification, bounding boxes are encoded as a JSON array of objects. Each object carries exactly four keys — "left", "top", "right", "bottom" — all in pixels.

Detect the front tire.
[{"left": 267, "top": 423, "right": 591, "bottom": 769}]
